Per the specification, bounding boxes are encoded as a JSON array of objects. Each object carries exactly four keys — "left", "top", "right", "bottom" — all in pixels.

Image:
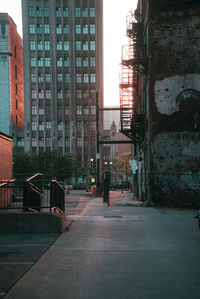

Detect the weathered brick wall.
[
  {"left": 0, "top": 133, "right": 13, "bottom": 181},
  {"left": 148, "top": 4, "right": 200, "bottom": 205}
]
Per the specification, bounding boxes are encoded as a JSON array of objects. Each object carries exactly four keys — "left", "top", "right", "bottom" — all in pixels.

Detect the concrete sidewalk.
[{"left": 3, "top": 191, "right": 200, "bottom": 299}]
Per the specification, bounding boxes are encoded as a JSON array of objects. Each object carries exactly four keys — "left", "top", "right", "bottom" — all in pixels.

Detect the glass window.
[
  {"left": 36, "top": 7, "right": 42, "bottom": 17},
  {"left": 30, "top": 24, "right": 35, "bottom": 34},
  {"left": 56, "top": 7, "right": 61, "bottom": 17},
  {"left": 38, "top": 57, "right": 43, "bottom": 67},
  {"left": 38, "top": 41, "right": 43, "bottom": 50},
  {"left": 32, "top": 122, "right": 37, "bottom": 131},
  {"left": 83, "top": 57, "right": 88, "bottom": 67},
  {"left": 57, "top": 73, "right": 63, "bottom": 82},
  {"left": 90, "top": 57, "right": 95, "bottom": 66},
  {"left": 84, "top": 106, "right": 89, "bottom": 115},
  {"left": 83, "top": 90, "right": 89, "bottom": 98},
  {"left": 56, "top": 24, "right": 62, "bottom": 34},
  {"left": 83, "top": 24, "right": 88, "bottom": 34},
  {"left": 66, "top": 138, "right": 70, "bottom": 147},
  {"left": 82, "top": 8, "right": 88, "bottom": 17},
  {"left": 90, "top": 73, "right": 96, "bottom": 83},
  {"left": 37, "top": 24, "right": 42, "bottom": 34},
  {"left": 58, "top": 122, "right": 63, "bottom": 131},
  {"left": 64, "top": 41, "right": 69, "bottom": 51},
  {"left": 57, "top": 57, "right": 63, "bottom": 67},
  {"left": 63, "top": 8, "right": 69, "bottom": 17},
  {"left": 32, "top": 90, "right": 37, "bottom": 99},
  {"left": 32, "top": 106, "right": 37, "bottom": 115},
  {"left": 46, "top": 122, "right": 51, "bottom": 129},
  {"left": 32, "top": 138, "right": 37, "bottom": 147},
  {"left": 76, "top": 24, "right": 81, "bottom": 34},
  {"left": 77, "top": 106, "right": 82, "bottom": 115},
  {"left": 90, "top": 24, "right": 95, "bottom": 34},
  {"left": 46, "top": 90, "right": 51, "bottom": 99},
  {"left": 65, "top": 73, "right": 70, "bottom": 83},
  {"left": 29, "top": 7, "right": 34, "bottom": 17},
  {"left": 31, "top": 57, "right": 36, "bottom": 67},
  {"left": 83, "top": 41, "right": 88, "bottom": 51},
  {"left": 31, "top": 73, "right": 36, "bottom": 83},
  {"left": 44, "top": 7, "right": 49, "bottom": 17},
  {"left": 91, "top": 105, "right": 96, "bottom": 114},
  {"left": 38, "top": 74, "right": 43, "bottom": 83},
  {"left": 90, "top": 8, "right": 95, "bottom": 17},
  {"left": 39, "top": 122, "right": 44, "bottom": 130},
  {"left": 90, "top": 41, "right": 95, "bottom": 51},
  {"left": 77, "top": 137, "right": 82, "bottom": 147},
  {"left": 84, "top": 74, "right": 89, "bottom": 83},
  {"left": 65, "top": 107, "right": 70, "bottom": 115},
  {"left": 57, "top": 41, "right": 62, "bottom": 50},
  {"left": 44, "top": 24, "right": 50, "bottom": 34},
  {"left": 45, "top": 74, "right": 51, "bottom": 82},
  {"left": 58, "top": 90, "right": 63, "bottom": 99},
  {"left": 65, "top": 89, "right": 70, "bottom": 98},
  {"left": 30, "top": 40, "right": 36, "bottom": 51},
  {"left": 76, "top": 57, "right": 82, "bottom": 67},
  {"left": 76, "top": 41, "right": 81, "bottom": 51},
  {"left": 64, "top": 57, "right": 70, "bottom": 67},
  {"left": 75, "top": 8, "right": 81, "bottom": 17},
  {"left": 38, "top": 90, "right": 44, "bottom": 99},
  {"left": 76, "top": 74, "right": 82, "bottom": 83},
  {"left": 39, "top": 108, "right": 44, "bottom": 115},
  {"left": 45, "top": 57, "right": 51, "bottom": 67},
  {"left": 76, "top": 90, "right": 82, "bottom": 99},
  {"left": 45, "top": 40, "right": 50, "bottom": 50},
  {"left": 64, "top": 24, "right": 69, "bottom": 34}
]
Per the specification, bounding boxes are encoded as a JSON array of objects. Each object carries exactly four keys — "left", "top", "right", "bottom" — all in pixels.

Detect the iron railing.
[{"left": 0, "top": 174, "right": 65, "bottom": 213}]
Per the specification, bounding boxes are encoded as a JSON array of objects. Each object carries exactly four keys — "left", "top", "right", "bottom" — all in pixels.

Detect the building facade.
[
  {"left": 0, "top": 13, "right": 24, "bottom": 146},
  {"left": 120, "top": 0, "right": 200, "bottom": 206},
  {"left": 21, "top": 0, "right": 103, "bottom": 179}
]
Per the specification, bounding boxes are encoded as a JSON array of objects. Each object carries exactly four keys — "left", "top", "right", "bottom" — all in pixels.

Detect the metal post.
[{"left": 96, "top": 91, "right": 100, "bottom": 193}]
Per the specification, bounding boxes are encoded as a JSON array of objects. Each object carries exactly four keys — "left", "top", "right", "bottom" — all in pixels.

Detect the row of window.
[
  {"left": 29, "top": 23, "right": 95, "bottom": 35},
  {"left": 31, "top": 138, "right": 91, "bottom": 148},
  {"left": 32, "top": 106, "right": 96, "bottom": 116},
  {"left": 75, "top": 24, "right": 95, "bottom": 34},
  {"left": 29, "top": 7, "right": 69, "bottom": 18},
  {"left": 30, "top": 40, "right": 95, "bottom": 53},
  {"left": 29, "top": 7, "right": 95, "bottom": 18},
  {"left": 31, "top": 88, "right": 96, "bottom": 99}
]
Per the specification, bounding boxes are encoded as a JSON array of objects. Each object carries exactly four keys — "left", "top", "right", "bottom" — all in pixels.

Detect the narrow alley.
[{"left": 3, "top": 190, "right": 200, "bottom": 299}]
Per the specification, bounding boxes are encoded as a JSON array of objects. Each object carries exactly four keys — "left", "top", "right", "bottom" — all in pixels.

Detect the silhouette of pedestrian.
[{"left": 103, "top": 170, "right": 110, "bottom": 206}]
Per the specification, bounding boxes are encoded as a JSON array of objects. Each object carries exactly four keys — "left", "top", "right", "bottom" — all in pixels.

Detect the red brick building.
[
  {"left": 0, "top": 132, "right": 13, "bottom": 181},
  {"left": 0, "top": 14, "right": 24, "bottom": 147}
]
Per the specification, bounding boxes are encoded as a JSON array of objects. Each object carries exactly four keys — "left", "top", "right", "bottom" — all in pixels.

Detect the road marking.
[
  {"left": 0, "top": 244, "right": 49, "bottom": 247},
  {"left": 0, "top": 262, "right": 34, "bottom": 265}
]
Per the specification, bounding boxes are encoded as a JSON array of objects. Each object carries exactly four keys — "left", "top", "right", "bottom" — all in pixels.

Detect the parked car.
[{"left": 110, "top": 181, "right": 131, "bottom": 191}]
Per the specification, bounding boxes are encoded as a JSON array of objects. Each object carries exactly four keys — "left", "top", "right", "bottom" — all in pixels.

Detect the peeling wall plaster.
[
  {"left": 151, "top": 132, "right": 200, "bottom": 173},
  {"left": 154, "top": 74, "right": 200, "bottom": 115}
]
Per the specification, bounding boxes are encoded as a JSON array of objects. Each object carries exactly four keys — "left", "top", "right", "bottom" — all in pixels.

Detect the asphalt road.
[{"left": 3, "top": 191, "right": 200, "bottom": 299}]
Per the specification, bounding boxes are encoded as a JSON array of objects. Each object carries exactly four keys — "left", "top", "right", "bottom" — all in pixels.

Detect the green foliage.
[
  {"left": 13, "top": 148, "right": 81, "bottom": 180},
  {"left": 114, "top": 152, "right": 132, "bottom": 175}
]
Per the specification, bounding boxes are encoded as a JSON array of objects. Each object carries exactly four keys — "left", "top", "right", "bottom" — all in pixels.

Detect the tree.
[{"left": 114, "top": 152, "right": 132, "bottom": 181}]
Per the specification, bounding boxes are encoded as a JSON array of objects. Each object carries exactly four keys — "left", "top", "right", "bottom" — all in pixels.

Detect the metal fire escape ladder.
[{"left": 119, "top": 14, "right": 138, "bottom": 141}]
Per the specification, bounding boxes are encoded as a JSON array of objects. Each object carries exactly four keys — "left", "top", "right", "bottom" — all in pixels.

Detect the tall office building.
[
  {"left": 21, "top": 0, "right": 103, "bottom": 173},
  {"left": 0, "top": 13, "right": 24, "bottom": 146}
]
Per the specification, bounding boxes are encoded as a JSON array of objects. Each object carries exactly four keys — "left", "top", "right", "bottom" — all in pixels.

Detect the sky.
[{"left": 0, "top": 0, "right": 138, "bottom": 107}]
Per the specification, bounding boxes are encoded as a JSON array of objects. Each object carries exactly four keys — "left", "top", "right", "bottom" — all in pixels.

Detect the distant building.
[
  {"left": 120, "top": 0, "right": 200, "bottom": 206},
  {"left": 0, "top": 13, "right": 24, "bottom": 147},
  {"left": 21, "top": 0, "right": 104, "bottom": 183}
]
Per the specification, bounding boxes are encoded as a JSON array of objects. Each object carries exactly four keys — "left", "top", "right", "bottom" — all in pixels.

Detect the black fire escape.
[{"left": 119, "top": 13, "right": 147, "bottom": 144}]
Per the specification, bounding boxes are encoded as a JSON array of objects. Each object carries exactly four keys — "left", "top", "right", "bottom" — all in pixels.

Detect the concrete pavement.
[{"left": 3, "top": 191, "right": 200, "bottom": 299}]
